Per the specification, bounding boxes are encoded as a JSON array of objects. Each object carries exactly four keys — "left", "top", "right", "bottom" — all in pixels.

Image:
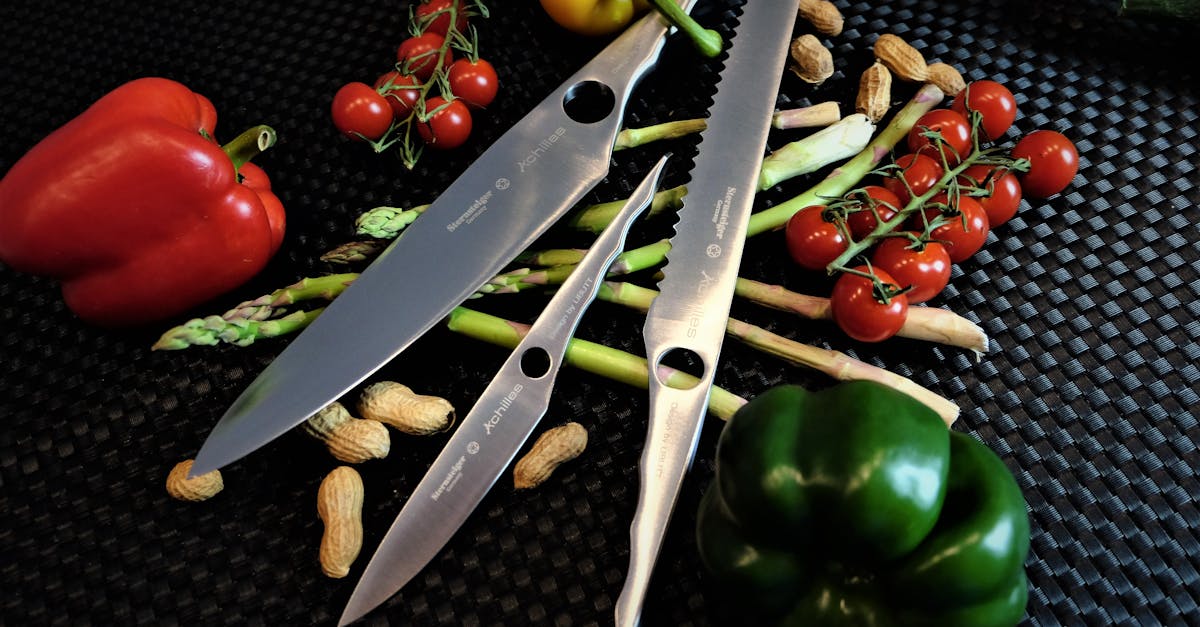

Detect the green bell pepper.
[{"left": 696, "top": 381, "right": 1030, "bottom": 627}]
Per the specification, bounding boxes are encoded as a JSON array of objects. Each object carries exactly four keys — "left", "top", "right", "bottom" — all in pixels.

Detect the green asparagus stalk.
[
  {"left": 152, "top": 309, "right": 323, "bottom": 351},
  {"left": 356, "top": 204, "right": 430, "bottom": 239},
  {"left": 321, "top": 241, "right": 385, "bottom": 264},
  {"left": 646, "top": 0, "right": 724, "bottom": 58},
  {"left": 1120, "top": 0, "right": 1200, "bottom": 19},
  {"left": 154, "top": 274, "right": 357, "bottom": 349},
  {"left": 514, "top": 248, "right": 588, "bottom": 267},
  {"left": 221, "top": 274, "right": 357, "bottom": 321},
  {"left": 733, "top": 277, "right": 989, "bottom": 355},
  {"left": 566, "top": 185, "right": 687, "bottom": 234},
  {"left": 757, "top": 113, "right": 876, "bottom": 191},
  {"left": 445, "top": 307, "right": 747, "bottom": 419},
  {"left": 614, "top": 120, "right": 708, "bottom": 151},
  {"left": 772, "top": 102, "right": 841, "bottom": 130}
]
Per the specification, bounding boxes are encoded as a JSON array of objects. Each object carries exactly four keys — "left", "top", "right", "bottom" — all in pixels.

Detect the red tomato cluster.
[
  {"left": 784, "top": 79, "right": 1079, "bottom": 342},
  {"left": 330, "top": 0, "right": 499, "bottom": 157}
]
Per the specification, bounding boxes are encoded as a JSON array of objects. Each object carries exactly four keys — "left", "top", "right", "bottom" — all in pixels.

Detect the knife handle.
[{"left": 615, "top": 345, "right": 714, "bottom": 627}]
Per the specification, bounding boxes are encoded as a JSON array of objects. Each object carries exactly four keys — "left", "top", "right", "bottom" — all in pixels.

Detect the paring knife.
[
  {"left": 615, "top": 1, "right": 801, "bottom": 625},
  {"left": 190, "top": 1, "right": 697, "bottom": 477},
  {"left": 338, "top": 155, "right": 671, "bottom": 626}
]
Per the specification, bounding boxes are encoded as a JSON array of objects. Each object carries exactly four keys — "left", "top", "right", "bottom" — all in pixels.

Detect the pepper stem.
[
  {"left": 647, "top": 0, "right": 724, "bottom": 58},
  {"left": 221, "top": 125, "right": 277, "bottom": 170}
]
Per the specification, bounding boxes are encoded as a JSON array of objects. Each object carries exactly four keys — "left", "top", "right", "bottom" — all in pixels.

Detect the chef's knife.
[
  {"left": 338, "top": 155, "right": 671, "bottom": 626},
  {"left": 191, "top": 1, "right": 697, "bottom": 477},
  {"left": 615, "top": 1, "right": 800, "bottom": 625}
]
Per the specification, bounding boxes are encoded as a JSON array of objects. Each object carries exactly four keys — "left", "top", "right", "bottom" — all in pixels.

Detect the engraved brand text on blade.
[
  {"left": 447, "top": 190, "right": 495, "bottom": 232},
  {"left": 552, "top": 277, "right": 594, "bottom": 336},
  {"left": 484, "top": 384, "right": 525, "bottom": 435},
  {"left": 431, "top": 455, "right": 467, "bottom": 501},
  {"left": 684, "top": 298, "right": 707, "bottom": 339},
  {"left": 517, "top": 127, "right": 567, "bottom": 173},
  {"left": 712, "top": 186, "right": 736, "bottom": 240}
]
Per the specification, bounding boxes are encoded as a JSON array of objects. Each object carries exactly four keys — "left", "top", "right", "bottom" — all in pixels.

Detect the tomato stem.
[
  {"left": 371, "top": 0, "right": 487, "bottom": 167},
  {"left": 826, "top": 135, "right": 1024, "bottom": 275}
]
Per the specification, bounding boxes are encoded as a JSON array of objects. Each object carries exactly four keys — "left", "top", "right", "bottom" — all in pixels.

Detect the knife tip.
[
  {"left": 188, "top": 442, "right": 230, "bottom": 479},
  {"left": 336, "top": 594, "right": 372, "bottom": 627}
]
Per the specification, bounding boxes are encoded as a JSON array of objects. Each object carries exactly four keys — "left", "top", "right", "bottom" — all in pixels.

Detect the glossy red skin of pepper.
[{"left": 0, "top": 78, "right": 285, "bottom": 327}]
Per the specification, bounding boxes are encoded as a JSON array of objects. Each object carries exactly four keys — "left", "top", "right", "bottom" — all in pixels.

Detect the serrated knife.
[
  {"left": 615, "top": 1, "right": 800, "bottom": 625},
  {"left": 190, "top": 1, "right": 696, "bottom": 477}
]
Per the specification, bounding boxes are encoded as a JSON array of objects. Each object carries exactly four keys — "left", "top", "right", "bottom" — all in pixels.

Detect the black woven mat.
[{"left": 2, "top": 0, "right": 1197, "bottom": 625}]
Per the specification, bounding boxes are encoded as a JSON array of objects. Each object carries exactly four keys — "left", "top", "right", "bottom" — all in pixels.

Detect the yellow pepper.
[{"left": 538, "top": 0, "right": 651, "bottom": 37}]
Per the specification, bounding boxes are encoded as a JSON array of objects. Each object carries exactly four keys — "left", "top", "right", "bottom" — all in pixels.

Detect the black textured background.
[{"left": 1, "top": 0, "right": 1197, "bottom": 625}]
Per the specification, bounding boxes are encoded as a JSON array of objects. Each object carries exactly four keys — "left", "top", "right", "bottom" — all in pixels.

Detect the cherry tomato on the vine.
[
  {"left": 907, "top": 109, "right": 973, "bottom": 165},
  {"left": 374, "top": 71, "right": 422, "bottom": 120},
  {"left": 448, "top": 58, "right": 499, "bottom": 109},
  {"left": 397, "top": 33, "right": 451, "bottom": 81},
  {"left": 331, "top": 82, "right": 393, "bottom": 141},
  {"left": 958, "top": 165, "right": 1022, "bottom": 226},
  {"left": 785, "top": 205, "right": 848, "bottom": 271},
  {"left": 951, "top": 80, "right": 1017, "bottom": 142},
  {"left": 870, "top": 236, "right": 951, "bottom": 304},
  {"left": 918, "top": 193, "right": 990, "bottom": 263},
  {"left": 1010, "top": 130, "right": 1078, "bottom": 198},
  {"left": 415, "top": 0, "right": 468, "bottom": 36},
  {"left": 845, "top": 185, "right": 901, "bottom": 240},
  {"left": 883, "top": 153, "right": 944, "bottom": 205},
  {"left": 830, "top": 266, "right": 909, "bottom": 343},
  {"left": 417, "top": 97, "right": 473, "bottom": 149}
]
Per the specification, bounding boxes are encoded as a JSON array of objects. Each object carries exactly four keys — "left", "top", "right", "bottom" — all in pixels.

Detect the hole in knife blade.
[
  {"left": 653, "top": 347, "right": 705, "bottom": 389},
  {"left": 520, "top": 347, "right": 553, "bottom": 379},
  {"left": 562, "top": 80, "right": 616, "bottom": 124}
]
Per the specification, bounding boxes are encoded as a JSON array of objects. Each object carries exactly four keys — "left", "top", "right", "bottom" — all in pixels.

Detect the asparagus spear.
[{"left": 1120, "top": 0, "right": 1200, "bottom": 18}]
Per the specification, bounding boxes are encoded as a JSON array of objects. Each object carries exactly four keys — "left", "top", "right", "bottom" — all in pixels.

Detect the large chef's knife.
[
  {"left": 191, "top": 1, "right": 696, "bottom": 476},
  {"left": 337, "top": 156, "right": 670, "bottom": 627},
  {"left": 615, "top": 1, "right": 800, "bottom": 625}
]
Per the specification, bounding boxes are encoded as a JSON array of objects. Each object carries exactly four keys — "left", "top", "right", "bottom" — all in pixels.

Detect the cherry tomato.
[
  {"left": 417, "top": 97, "right": 473, "bottom": 149},
  {"left": 448, "top": 58, "right": 499, "bottom": 109},
  {"left": 397, "top": 33, "right": 451, "bottom": 81},
  {"left": 1010, "top": 130, "right": 1079, "bottom": 198},
  {"left": 374, "top": 71, "right": 422, "bottom": 120},
  {"left": 870, "top": 236, "right": 951, "bottom": 304},
  {"left": 951, "top": 80, "right": 1017, "bottom": 142},
  {"left": 330, "top": 82, "right": 393, "bottom": 141},
  {"left": 415, "top": 0, "right": 468, "bottom": 36},
  {"left": 883, "top": 153, "right": 944, "bottom": 205},
  {"left": 830, "top": 266, "right": 909, "bottom": 343},
  {"left": 785, "top": 205, "right": 848, "bottom": 271},
  {"left": 958, "top": 165, "right": 1022, "bottom": 226},
  {"left": 907, "top": 109, "right": 972, "bottom": 165},
  {"left": 845, "top": 185, "right": 901, "bottom": 240},
  {"left": 919, "top": 193, "right": 990, "bottom": 263}
]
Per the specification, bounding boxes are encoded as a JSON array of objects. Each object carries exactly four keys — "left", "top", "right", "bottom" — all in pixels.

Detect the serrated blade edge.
[{"left": 616, "top": 1, "right": 801, "bottom": 625}]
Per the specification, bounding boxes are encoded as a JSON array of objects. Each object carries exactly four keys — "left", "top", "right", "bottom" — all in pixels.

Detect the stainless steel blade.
[
  {"left": 191, "top": 2, "right": 697, "bottom": 477},
  {"left": 337, "top": 156, "right": 671, "bottom": 626},
  {"left": 615, "top": 2, "right": 800, "bottom": 625}
]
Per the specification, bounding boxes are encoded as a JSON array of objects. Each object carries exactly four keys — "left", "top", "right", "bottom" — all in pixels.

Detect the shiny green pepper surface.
[{"left": 697, "top": 381, "right": 1030, "bottom": 627}]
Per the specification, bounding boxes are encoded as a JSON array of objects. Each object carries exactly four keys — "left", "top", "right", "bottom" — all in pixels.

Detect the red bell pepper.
[{"left": 0, "top": 77, "right": 286, "bottom": 327}]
